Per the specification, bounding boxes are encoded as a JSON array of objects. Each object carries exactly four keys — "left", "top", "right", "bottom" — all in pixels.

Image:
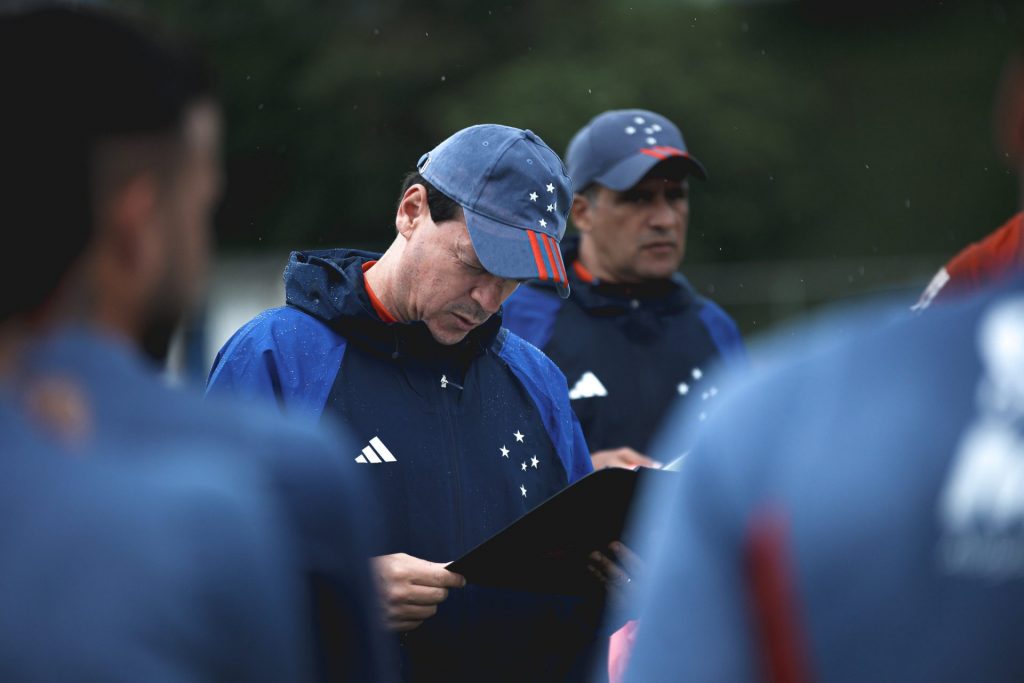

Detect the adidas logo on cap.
[{"left": 355, "top": 436, "right": 397, "bottom": 464}]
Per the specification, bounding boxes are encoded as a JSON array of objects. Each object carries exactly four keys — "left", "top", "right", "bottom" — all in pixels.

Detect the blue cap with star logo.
[
  {"left": 565, "top": 109, "right": 707, "bottom": 193},
  {"left": 417, "top": 124, "right": 572, "bottom": 298}
]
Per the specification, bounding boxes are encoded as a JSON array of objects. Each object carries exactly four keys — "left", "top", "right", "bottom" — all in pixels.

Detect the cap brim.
[
  {"left": 593, "top": 149, "right": 707, "bottom": 191},
  {"left": 464, "top": 210, "right": 570, "bottom": 299}
]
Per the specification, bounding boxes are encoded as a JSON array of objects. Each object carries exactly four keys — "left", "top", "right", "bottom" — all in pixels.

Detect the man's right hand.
[
  {"left": 591, "top": 447, "right": 661, "bottom": 470},
  {"left": 371, "top": 553, "right": 466, "bottom": 632}
]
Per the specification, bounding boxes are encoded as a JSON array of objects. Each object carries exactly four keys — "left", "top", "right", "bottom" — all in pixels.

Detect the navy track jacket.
[
  {"left": 209, "top": 249, "right": 600, "bottom": 682},
  {"left": 502, "top": 237, "right": 745, "bottom": 456}
]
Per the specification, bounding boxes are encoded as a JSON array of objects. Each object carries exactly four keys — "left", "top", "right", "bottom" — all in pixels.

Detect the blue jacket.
[
  {"left": 22, "top": 328, "right": 395, "bottom": 683},
  {"left": 209, "top": 249, "right": 600, "bottom": 682},
  {"left": 625, "top": 281, "right": 1024, "bottom": 682},
  {"left": 502, "top": 237, "right": 745, "bottom": 455},
  {"left": 0, "top": 396, "right": 308, "bottom": 682}
]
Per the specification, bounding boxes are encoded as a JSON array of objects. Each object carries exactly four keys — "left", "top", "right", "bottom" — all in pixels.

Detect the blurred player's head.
[
  {"left": 0, "top": 5, "right": 219, "bottom": 362},
  {"left": 566, "top": 109, "right": 706, "bottom": 284}
]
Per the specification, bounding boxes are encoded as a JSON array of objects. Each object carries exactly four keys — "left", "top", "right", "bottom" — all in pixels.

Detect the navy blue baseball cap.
[
  {"left": 565, "top": 109, "right": 707, "bottom": 193},
  {"left": 417, "top": 124, "right": 572, "bottom": 298}
]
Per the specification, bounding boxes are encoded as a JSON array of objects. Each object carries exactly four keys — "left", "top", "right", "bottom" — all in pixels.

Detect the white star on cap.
[
  {"left": 625, "top": 126, "right": 636, "bottom": 135},
  {"left": 644, "top": 127, "right": 654, "bottom": 134},
  {"left": 530, "top": 456, "right": 539, "bottom": 468},
  {"left": 678, "top": 383, "right": 689, "bottom": 396},
  {"left": 634, "top": 116, "right": 645, "bottom": 124},
  {"left": 652, "top": 124, "right": 662, "bottom": 132},
  {"left": 646, "top": 137, "right": 657, "bottom": 145},
  {"left": 500, "top": 445, "right": 510, "bottom": 458},
  {"left": 546, "top": 204, "right": 554, "bottom": 212},
  {"left": 546, "top": 183, "right": 555, "bottom": 193},
  {"left": 514, "top": 430, "right": 524, "bottom": 443},
  {"left": 529, "top": 192, "right": 538, "bottom": 201},
  {"left": 692, "top": 368, "right": 703, "bottom": 380},
  {"left": 521, "top": 461, "right": 527, "bottom": 471},
  {"left": 520, "top": 484, "right": 527, "bottom": 497},
  {"left": 539, "top": 219, "right": 547, "bottom": 228}
]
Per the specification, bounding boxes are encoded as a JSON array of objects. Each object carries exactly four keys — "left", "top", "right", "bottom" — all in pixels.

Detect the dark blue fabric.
[
  {"left": 24, "top": 328, "right": 395, "bottom": 683},
  {"left": 626, "top": 281, "right": 1024, "bottom": 682},
  {"left": 0, "top": 397, "right": 308, "bottom": 682},
  {"left": 208, "top": 305, "right": 347, "bottom": 422},
  {"left": 500, "top": 283, "right": 563, "bottom": 351},
  {"left": 502, "top": 238, "right": 746, "bottom": 455},
  {"left": 209, "top": 248, "right": 600, "bottom": 682}
]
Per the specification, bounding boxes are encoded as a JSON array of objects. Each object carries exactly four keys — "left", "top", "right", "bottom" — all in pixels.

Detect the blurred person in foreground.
[
  {"left": 915, "top": 51, "right": 1024, "bottom": 310},
  {"left": 502, "top": 109, "right": 745, "bottom": 472},
  {"left": 208, "top": 124, "right": 636, "bottom": 681},
  {"left": 0, "top": 394, "right": 309, "bottom": 681},
  {"left": 624, "top": 279, "right": 1024, "bottom": 682},
  {"left": 0, "top": 6, "right": 395, "bottom": 681}
]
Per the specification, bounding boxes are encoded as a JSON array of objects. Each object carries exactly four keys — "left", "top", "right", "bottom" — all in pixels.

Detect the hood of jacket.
[{"left": 284, "top": 248, "right": 503, "bottom": 367}]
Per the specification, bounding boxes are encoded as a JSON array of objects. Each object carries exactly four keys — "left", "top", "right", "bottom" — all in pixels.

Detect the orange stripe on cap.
[
  {"left": 540, "top": 233, "right": 560, "bottom": 283},
  {"left": 527, "top": 230, "right": 549, "bottom": 280},
  {"left": 640, "top": 148, "right": 667, "bottom": 160},
  {"left": 656, "top": 145, "right": 685, "bottom": 157},
  {"left": 548, "top": 236, "right": 568, "bottom": 284}
]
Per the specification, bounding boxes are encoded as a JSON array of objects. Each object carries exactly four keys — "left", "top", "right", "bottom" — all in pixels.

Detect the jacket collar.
[
  {"left": 284, "top": 248, "right": 503, "bottom": 366},
  {"left": 541, "top": 236, "right": 697, "bottom": 315}
]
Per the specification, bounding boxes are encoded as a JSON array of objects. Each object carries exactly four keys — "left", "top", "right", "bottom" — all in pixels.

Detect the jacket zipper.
[{"left": 439, "top": 372, "right": 464, "bottom": 555}]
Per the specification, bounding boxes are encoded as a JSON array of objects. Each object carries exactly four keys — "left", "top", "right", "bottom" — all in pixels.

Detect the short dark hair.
[
  {"left": 0, "top": 5, "right": 213, "bottom": 320},
  {"left": 397, "top": 171, "right": 462, "bottom": 225}
]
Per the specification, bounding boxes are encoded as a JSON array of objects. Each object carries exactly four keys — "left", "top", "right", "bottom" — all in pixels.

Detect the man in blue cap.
[
  {"left": 503, "top": 109, "right": 745, "bottom": 471},
  {"left": 209, "top": 124, "right": 630, "bottom": 681}
]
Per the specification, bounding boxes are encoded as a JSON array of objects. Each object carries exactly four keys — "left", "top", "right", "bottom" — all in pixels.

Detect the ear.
[
  {"left": 570, "top": 193, "right": 593, "bottom": 235},
  {"left": 104, "top": 173, "right": 161, "bottom": 278},
  {"left": 395, "top": 184, "right": 431, "bottom": 240}
]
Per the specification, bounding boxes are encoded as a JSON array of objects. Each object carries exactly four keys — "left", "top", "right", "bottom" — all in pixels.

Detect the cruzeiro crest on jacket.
[
  {"left": 569, "top": 365, "right": 721, "bottom": 418},
  {"left": 675, "top": 366, "right": 719, "bottom": 422},
  {"left": 354, "top": 424, "right": 554, "bottom": 501},
  {"left": 938, "top": 296, "right": 1024, "bottom": 578}
]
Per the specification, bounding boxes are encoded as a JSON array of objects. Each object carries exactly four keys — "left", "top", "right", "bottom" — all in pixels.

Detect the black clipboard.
[{"left": 447, "top": 467, "right": 676, "bottom": 596}]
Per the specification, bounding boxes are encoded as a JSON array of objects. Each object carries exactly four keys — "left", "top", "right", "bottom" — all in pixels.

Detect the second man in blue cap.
[{"left": 503, "top": 108, "right": 746, "bottom": 471}]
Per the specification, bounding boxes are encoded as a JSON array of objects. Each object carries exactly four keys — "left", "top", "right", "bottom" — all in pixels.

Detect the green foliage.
[{"left": 114, "top": 0, "right": 1018, "bottom": 267}]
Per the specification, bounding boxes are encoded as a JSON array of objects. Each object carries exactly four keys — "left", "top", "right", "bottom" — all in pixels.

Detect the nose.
[
  {"left": 472, "top": 275, "right": 516, "bottom": 315},
  {"left": 649, "top": 193, "right": 686, "bottom": 233}
]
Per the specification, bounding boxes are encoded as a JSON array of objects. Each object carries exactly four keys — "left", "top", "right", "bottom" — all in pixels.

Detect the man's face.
[
  {"left": 574, "top": 175, "right": 689, "bottom": 283},
  {"left": 142, "top": 101, "right": 222, "bottom": 360},
  {"left": 396, "top": 208, "right": 520, "bottom": 346}
]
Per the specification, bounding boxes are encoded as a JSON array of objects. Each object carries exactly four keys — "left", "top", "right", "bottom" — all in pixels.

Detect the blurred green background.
[{"left": 117, "top": 0, "right": 1022, "bottom": 335}]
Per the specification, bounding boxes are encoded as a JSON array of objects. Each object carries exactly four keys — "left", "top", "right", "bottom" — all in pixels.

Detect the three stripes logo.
[{"left": 354, "top": 436, "right": 397, "bottom": 464}]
